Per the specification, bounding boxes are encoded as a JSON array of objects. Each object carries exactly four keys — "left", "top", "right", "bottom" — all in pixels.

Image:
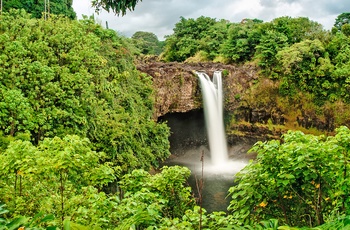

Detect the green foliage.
[
  {"left": 0, "top": 135, "right": 116, "bottom": 227},
  {"left": 334, "top": 13, "right": 350, "bottom": 32},
  {"left": 0, "top": 10, "right": 170, "bottom": 173},
  {"left": 114, "top": 166, "right": 195, "bottom": 229},
  {"left": 316, "top": 215, "right": 350, "bottom": 230},
  {"left": 131, "top": 31, "right": 163, "bottom": 55},
  {"left": 197, "top": 19, "right": 231, "bottom": 61},
  {"left": 342, "top": 24, "right": 350, "bottom": 36},
  {"left": 163, "top": 15, "right": 327, "bottom": 65},
  {"left": 267, "top": 17, "right": 326, "bottom": 44},
  {"left": 275, "top": 39, "right": 335, "bottom": 104},
  {"left": 0, "top": 203, "right": 56, "bottom": 230},
  {"left": 222, "top": 69, "right": 229, "bottom": 77},
  {"left": 92, "top": 0, "right": 141, "bottom": 15},
  {"left": 326, "top": 33, "right": 350, "bottom": 102},
  {"left": 162, "top": 16, "right": 219, "bottom": 62},
  {"left": 3, "top": 8, "right": 350, "bottom": 230},
  {"left": 0, "top": 89, "right": 34, "bottom": 136},
  {"left": 220, "top": 19, "right": 263, "bottom": 63},
  {"left": 163, "top": 15, "right": 328, "bottom": 66},
  {"left": 2, "top": 0, "right": 76, "bottom": 19},
  {"left": 255, "top": 31, "right": 288, "bottom": 76},
  {"left": 162, "top": 14, "right": 329, "bottom": 71},
  {"left": 228, "top": 127, "right": 350, "bottom": 227}
]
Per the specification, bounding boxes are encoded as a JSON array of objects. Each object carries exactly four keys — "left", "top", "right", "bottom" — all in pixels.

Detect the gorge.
[
  {"left": 138, "top": 61, "right": 338, "bottom": 143},
  {"left": 139, "top": 61, "right": 345, "bottom": 212},
  {"left": 137, "top": 59, "right": 350, "bottom": 214}
]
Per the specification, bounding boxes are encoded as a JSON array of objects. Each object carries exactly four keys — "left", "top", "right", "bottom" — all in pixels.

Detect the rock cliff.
[
  {"left": 137, "top": 61, "right": 257, "bottom": 117},
  {"left": 137, "top": 61, "right": 279, "bottom": 141},
  {"left": 137, "top": 61, "right": 341, "bottom": 141}
]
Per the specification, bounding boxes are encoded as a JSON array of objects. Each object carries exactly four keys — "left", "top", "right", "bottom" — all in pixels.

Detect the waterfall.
[{"left": 197, "top": 71, "right": 228, "bottom": 166}]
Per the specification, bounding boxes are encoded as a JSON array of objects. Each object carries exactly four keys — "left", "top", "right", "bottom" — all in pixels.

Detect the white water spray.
[{"left": 197, "top": 71, "right": 228, "bottom": 166}]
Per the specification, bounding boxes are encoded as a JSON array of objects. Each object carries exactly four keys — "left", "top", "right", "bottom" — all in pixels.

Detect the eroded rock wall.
[
  {"left": 138, "top": 61, "right": 339, "bottom": 140},
  {"left": 137, "top": 62, "right": 257, "bottom": 118}
]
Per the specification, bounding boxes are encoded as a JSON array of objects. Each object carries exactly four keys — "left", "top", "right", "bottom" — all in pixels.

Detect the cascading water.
[
  {"left": 197, "top": 71, "right": 228, "bottom": 166},
  {"left": 161, "top": 70, "right": 250, "bottom": 212}
]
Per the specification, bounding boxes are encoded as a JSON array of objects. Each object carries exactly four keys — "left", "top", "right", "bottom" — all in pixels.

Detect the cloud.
[{"left": 73, "top": 0, "right": 349, "bottom": 40}]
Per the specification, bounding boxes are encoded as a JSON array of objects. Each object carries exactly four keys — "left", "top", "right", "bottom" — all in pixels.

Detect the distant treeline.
[{"left": 151, "top": 14, "right": 350, "bottom": 106}]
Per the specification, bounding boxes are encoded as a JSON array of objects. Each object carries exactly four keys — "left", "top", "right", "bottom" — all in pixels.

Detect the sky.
[{"left": 73, "top": 0, "right": 349, "bottom": 40}]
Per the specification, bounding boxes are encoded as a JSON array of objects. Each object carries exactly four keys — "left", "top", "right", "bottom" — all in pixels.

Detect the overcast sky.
[{"left": 73, "top": 0, "right": 349, "bottom": 40}]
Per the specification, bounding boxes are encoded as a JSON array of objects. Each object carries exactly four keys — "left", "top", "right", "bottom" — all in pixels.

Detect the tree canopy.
[
  {"left": 162, "top": 16, "right": 221, "bottom": 62},
  {"left": 334, "top": 12, "right": 350, "bottom": 31},
  {"left": 229, "top": 126, "right": 350, "bottom": 227},
  {"left": 91, "top": 0, "right": 142, "bottom": 15},
  {"left": 0, "top": 10, "right": 170, "bottom": 173},
  {"left": 1, "top": 0, "right": 76, "bottom": 19},
  {"left": 131, "top": 31, "right": 163, "bottom": 55}
]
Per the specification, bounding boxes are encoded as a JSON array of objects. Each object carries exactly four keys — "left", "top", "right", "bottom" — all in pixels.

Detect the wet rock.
[
  {"left": 138, "top": 61, "right": 338, "bottom": 139},
  {"left": 137, "top": 61, "right": 256, "bottom": 118}
]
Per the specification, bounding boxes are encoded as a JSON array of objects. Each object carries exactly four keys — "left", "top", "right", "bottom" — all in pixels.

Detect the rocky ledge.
[
  {"left": 137, "top": 61, "right": 257, "bottom": 118},
  {"left": 138, "top": 61, "right": 340, "bottom": 142}
]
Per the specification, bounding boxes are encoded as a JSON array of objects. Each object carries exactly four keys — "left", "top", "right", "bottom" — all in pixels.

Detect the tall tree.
[
  {"left": 220, "top": 19, "right": 263, "bottom": 63},
  {"left": 162, "top": 16, "right": 218, "bottom": 62},
  {"left": 255, "top": 30, "right": 288, "bottom": 76},
  {"left": 92, "top": 0, "right": 141, "bottom": 15},
  {"left": 229, "top": 127, "right": 350, "bottom": 227},
  {"left": 334, "top": 13, "right": 350, "bottom": 32},
  {"left": 267, "top": 16, "right": 326, "bottom": 44},
  {"left": 2, "top": 0, "right": 76, "bottom": 19},
  {"left": 276, "top": 39, "right": 335, "bottom": 104},
  {"left": 132, "top": 31, "right": 163, "bottom": 55},
  {"left": 0, "top": 10, "right": 170, "bottom": 173}
]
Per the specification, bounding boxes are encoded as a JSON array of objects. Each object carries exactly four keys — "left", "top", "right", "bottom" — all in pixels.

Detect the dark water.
[
  {"left": 158, "top": 109, "right": 207, "bottom": 154},
  {"left": 159, "top": 110, "right": 251, "bottom": 213},
  {"left": 163, "top": 145, "right": 248, "bottom": 213},
  {"left": 188, "top": 172, "right": 236, "bottom": 213}
]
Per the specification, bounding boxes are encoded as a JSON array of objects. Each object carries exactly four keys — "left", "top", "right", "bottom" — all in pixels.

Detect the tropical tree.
[
  {"left": 132, "top": 31, "right": 163, "bottom": 55},
  {"left": 0, "top": 89, "right": 34, "bottom": 136},
  {"left": 267, "top": 16, "right": 326, "bottom": 44},
  {"left": 275, "top": 39, "right": 335, "bottom": 104},
  {"left": 255, "top": 30, "right": 288, "bottom": 76},
  {"left": 1, "top": 0, "right": 76, "bottom": 19},
  {"left": 0, "top": 10, "right": 170, "bottom": 173},
  {"left": 162, "top": 16, "right": 218, "bottom": 62},
  {"left": 228, "top": 127, "right": 350, "bottom": 227},
  {"left": 0, "top": 135, "right": 116, "bottom": 227},
  {"left": 326, "top": 32, "right": 350, "bottom": 102},
  {"left": 92, "top": 0, "right": 141, "bottom": 15},
  {"left": 113, "top": 166, "right": 195, "bottom": 229},
  {"left": 220, "top": 19, "right": 263, "bottom": 63},
  {"left": 0, "top": 138, "right": 197, "bottom": 229},
  {"left": 198, "top": 19, "right": 230, "bottom": 61},
  {"left": 334, "top": 13, "right": 350, "bottom": 32}
]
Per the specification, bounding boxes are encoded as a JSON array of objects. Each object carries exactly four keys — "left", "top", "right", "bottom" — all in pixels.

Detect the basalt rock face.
[
  {"left": 137, "top": 61, "right": 257, "bottom": 118},
  {"left": 137, "top": 61, "right": 338, "bottom": 142},
  {"left": 137, "top": 61, "right": 280, "bottom": 141},
  {"left": 137, "top": 62, "right": 201, "bottom": 118}
]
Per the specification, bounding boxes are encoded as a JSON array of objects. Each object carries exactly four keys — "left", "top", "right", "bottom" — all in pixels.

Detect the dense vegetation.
[
  {"left": 230, "top": 126, "right": 350, "bottom": 227},
  {"left": 1, "top": 0, "right": 139, "bottom": 17},
  {"left": 1, "top": 5, "right": 350, "bottom": 230},
  {"left": 0, "top": 10, "right": 170, "bottom": 173},
  {"left": 92, "top": 0, "right": 142, "bottom": 15},
  {"left": 159, "top": 14, "right": 350, "bottom": 228},
  {"left": 1, "top": 0, "right": 76, "bottom": 19},
  {"left": 161, "top": 14, "right": 350, "bottom": 130},
  {"left": 0, "top": 10, "right": 173, "bottom": 228},
  {"left": 131, "top": 31, "right": 164, "bottom": 56}
]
